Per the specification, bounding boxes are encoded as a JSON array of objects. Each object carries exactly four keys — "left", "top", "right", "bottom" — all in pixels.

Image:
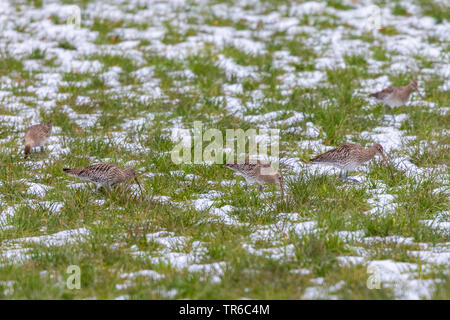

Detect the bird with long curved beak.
[
  {"left": 310, "top": 143, "right": 393, "bottom": 183},
  {"left": 63, "top": 163, "right": 146, "bottom": 198},
  {"left": 224, "top": 157, "right": 284, "bottom": 197},
  {"left": 369, "top": 80, "right": 423, "bottom": 121},
  {"left": 132, "top": 175, "right": 145, "bottom": 198}
]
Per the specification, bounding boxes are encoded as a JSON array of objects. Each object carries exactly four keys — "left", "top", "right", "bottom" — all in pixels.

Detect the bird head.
[
  {"left": 124, "top": 167, "right": 136, "bottom": 178},
  {"left": 409, "top": 80, "right": 423, "bottom": 97},
  {"left": 124, "top": 168, "right": 145, "bottom": 196},
  {"left": 373, "top": 144, "right": 387, "bottom": 163}
]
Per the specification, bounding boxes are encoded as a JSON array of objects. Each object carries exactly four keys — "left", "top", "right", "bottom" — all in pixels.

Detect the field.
[{"left": 0, "top": 0, "right": 449, "bottom": 299}]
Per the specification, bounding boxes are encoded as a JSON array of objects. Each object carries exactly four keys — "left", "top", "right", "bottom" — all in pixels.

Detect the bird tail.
[
  {"left": 63, "top": 168, "right": 72, "bottom": 173},
  {"left": 24, "top": 144, "right": 31, "bottom": 155}
]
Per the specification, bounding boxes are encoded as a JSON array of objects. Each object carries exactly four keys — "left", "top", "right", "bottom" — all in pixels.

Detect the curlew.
[
  {"left": 63, "top": 163, "right": 144, "bottom": 195},
  {"left": 224, "top": 157, "right": 284, "bottom": 196},
  {"left": 310, "top": 143, "right": 392, "bottom": 183},
  {"left": 369, "top": 80, "right": 422, "bottom": 120},
  {"left": 24, "top": 120, "right": 52, "bottom": 156}
]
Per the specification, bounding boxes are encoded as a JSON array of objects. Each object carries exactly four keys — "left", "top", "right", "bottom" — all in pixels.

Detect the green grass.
[
  {"left": 90, "top": 18, "right": 123, "bottom": 44},
  {"left": 28, "top": 48, "right": 46, "bottom": 60},
  {"left": 0, "top": 0, "right": 448, "bottom": 300},
  {"left": 0, "top": 55, "right": 24, "bottom": 77},
  {"left": 416, "top": 0, "right": 450, "bottom": 24},
  {"left": 392, "top": 4, "right": 409, "bottom": 16},
  {"left": 372, "top": 46, "right": 390, "bottom": 61},
  {"left": 379, "top": 26, "right": 399, "bottom": 35},
  {"left": 58, "top": 41, "right": 77, "bottom": 51},
  {"left": 27, "top": 0, "right": 43, "bottom": 8}
]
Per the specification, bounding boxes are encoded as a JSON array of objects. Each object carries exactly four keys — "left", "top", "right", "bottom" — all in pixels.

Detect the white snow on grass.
[
  {"left": 0, "top": 228, "right": 89, "bottom": 266},
  {"left": 216, "top": 54, "right": 259, "bottom": 80},
  {"left": 8, "top": 227, "right": 89, "bottom": 247},
  {"left": 366, "top": 260, "right": 441, "bottom": 300},
  {"left": 210, "top": 205, "right": 242, "bottom": 226},
  {"left": 0, "top": 0, "right": 448, "bottom": 299},
  {"left": 120, "top": 270, "right": 164, "bottom": 281},
  {"left": 26, "top": 183, "right": 53, "bottom": 198},
  {"left": 129, "top": 230, "right": 226, "bottom": 282}
]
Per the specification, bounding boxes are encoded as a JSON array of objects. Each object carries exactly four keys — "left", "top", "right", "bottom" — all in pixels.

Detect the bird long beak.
[
  {"left": 380, "top": 152, "right": 394, "bottom": 179},
  {"left": 279, "top": 181, "right": 284, "bottom": 199},
  {"left": 134, "top": 176, "right": 145, "bottom": 197}
]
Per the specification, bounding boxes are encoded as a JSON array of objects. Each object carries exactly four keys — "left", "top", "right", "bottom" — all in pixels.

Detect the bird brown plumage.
[
  {"left": 310, "top": 143, "right": 392, "bottom": 182},
  {"left": 24, "top": 121, "right": 52, "bottom": 155},
  {"left": 224, "top": 157, "right": 284, "bottom": 196},
  {"left": 368, "top": 80, "right": 422, "bottom": 119},
  {"left": 63, "top": 163, "right": 144, "bottom": 195}
]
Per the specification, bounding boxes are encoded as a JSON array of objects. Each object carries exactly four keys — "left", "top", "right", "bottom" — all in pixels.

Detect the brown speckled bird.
[
  {"left": 24, "top": 121, "right": 52, "bottom": 155},
  {"left": 369, "top": 80, "right": 422, "bottom": 119},
  {"left": 63, "top": 163, "right": 144, "bottom": 195},
  {"left": 225, "top": 158, "right": 284, "bottom": 196},
  {"left": 310, "top": 143, "right": 391, "bottom": 182}
]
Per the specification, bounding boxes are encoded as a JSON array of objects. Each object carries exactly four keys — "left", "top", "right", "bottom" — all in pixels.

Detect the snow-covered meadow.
[{"left": 0, "top": 0, "right": 449, "bottom": 299}]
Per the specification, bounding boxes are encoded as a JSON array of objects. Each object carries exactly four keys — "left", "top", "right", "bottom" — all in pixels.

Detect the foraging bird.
[
  {"left": 310, "top": 143, "right": 392, "bottom": 182},
  {"left": 224, "top": 158, "right": 284, "bottom": 196},
  {"left": 369, "top": 80, "right": 422, "bottom": 120},
  {"left": 63, "top": 163, "right": 144, "bottom": 195},
  {"left": 24, "top": 120, "right": 52, "bottom": 155}
]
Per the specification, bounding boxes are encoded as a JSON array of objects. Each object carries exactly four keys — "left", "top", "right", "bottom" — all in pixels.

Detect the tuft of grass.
[
  {"left": 58, "top": 41, "right": 77, "bottom": 50},
  {"left": 27, "top": 0, "right": 43, "bottom": 8},
  {"left": 91, "top": 18, "right": 123, "bottom": 44},
  {"left": 28, "top": 48, "right": 46, "bottom": 60},
  {"left": 344, "top": 54, "right": 368, "bottom": 68},
  {"left": 379, "top": 26, "right": 399, "bottom": 35},
  {"left": 392, "top": 4, "right": 409, "bottom": 16},
  {"left": 162, "top": 22, "right": 197, "bottom": 45},
  {"left": 416, "top": 0, "right": 450, "bottom": 24},
  {"left": 372, "top": 46, "right": 390, "bottom": 61},
  {"left": 0, "top": 0, "right": 448, "bottom": 300},
  {"left": 326, "top": 0, "right": 353, "bottom": 10},
  {"left": 0, "top": 54, "right": 24, "bottom": 76}
]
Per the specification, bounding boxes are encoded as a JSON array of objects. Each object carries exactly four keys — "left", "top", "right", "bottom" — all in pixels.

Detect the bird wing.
[
  {"left": 66, "top": 164, "right": 112, "bottom": 178},
  {"left": 42, "top": 123, "right": 52, "bottom": 137},
  {"left": 310, "top": 144, "right": 357, "bottom": 164},
  {"left": 25, "top": 124, "right": 52, "bottom": 141},
  {"left": 369, "top": 86, "right": 394, "bottom": 100},
  {"left": 225, "top": 162, "right": 257, "bottom": 172}
]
